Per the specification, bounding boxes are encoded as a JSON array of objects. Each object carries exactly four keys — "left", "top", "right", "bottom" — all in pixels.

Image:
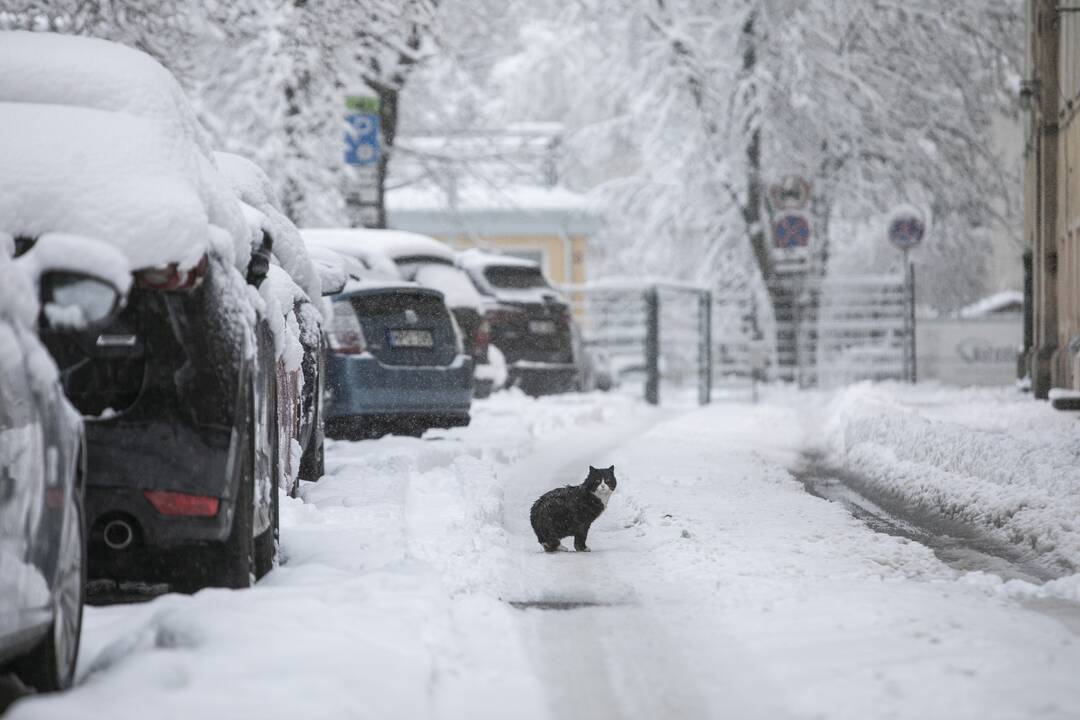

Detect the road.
[{"left": 6, "top": 390, "right": 1080, "bottom": 720}]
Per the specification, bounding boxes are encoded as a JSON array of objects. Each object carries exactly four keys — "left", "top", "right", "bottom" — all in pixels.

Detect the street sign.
[
  {"left": 887, "top": 214, "right": 925, "bottom": 250},
  {"left": 773, "top": 212, "right": 811, "bottom": 249},
  {"left": 345, "top": 112, "right": 380, "bottom": 166},
  {"left": 768, "top": 176, "right": 811, "bottom": 211},
  {"left": 885, "top": 205, "right": 928, "bottom": 253}
]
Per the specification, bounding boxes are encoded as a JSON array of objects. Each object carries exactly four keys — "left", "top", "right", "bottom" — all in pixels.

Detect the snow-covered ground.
[
  {"left": 8, "top": 387, "right": 1080, "bottom": 720},
  {"left": 820, "top": 383, "right": 1080, "bottom": 584}
]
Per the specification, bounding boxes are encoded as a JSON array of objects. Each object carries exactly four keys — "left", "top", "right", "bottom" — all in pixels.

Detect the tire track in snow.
[{"left": 498, "top": 408, "right": 719, "bottom": 719}]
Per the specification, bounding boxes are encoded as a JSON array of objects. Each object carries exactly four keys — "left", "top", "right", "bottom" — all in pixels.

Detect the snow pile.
[
  {"left": 0, "top": 102, "right": 246, "bottom": 271},
  {"left": 215, "top": 152, "right": 322, "bottom": 309},
  {"left": 822, "top": 383, "right": 1080, "bottom": 576},
  {"left": 0, "top": 31, "right": 214, "bottom": 155}
]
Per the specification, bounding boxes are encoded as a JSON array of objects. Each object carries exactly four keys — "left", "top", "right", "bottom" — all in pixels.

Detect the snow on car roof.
[
  {"left": 457, "top": 248, "right": 540, "bottom": 271},
  {"left": 300, "top": 229, "right": 405, "bottom": 278},
  {"left": 303, "top": 227, "right": 457, "bottom": 264},
  {"left": 0, "top": 30, "right": 213, "bottom": 155},
  {"left": 217, "top": 152, "right": 321, "bottom": 306},
  {"left": 304, "top": 243, "right": 416, "bottom": 294},
  {"left": 0, "top": 102, "right": 246, "bottom": 272}
]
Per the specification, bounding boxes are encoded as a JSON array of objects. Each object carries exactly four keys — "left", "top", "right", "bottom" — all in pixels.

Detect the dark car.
[
  {"left": 0, "top": 235, "right": 128, "bottom": 691},
  {"left": 43, "top": 244, "right": 282, "bottom": 592},
  {"left": 302, "top": 229, "right": 494, "bottom": 397},
  {"left": 458, "top": 250, "right": 578, "bottom": 395},
  {"left": 305, "top": 243, "right": 474, "bottom": 438}
]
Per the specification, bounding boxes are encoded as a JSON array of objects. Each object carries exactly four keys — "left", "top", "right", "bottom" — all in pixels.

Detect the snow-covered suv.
[
  {"left": 0, "top": 34, "right": 288, "bottom": 592},
  {"left": 458, "top": 249, "right": 578, "bottom": 395}
]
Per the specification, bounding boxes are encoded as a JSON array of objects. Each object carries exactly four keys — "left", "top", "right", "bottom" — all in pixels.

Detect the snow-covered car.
[
  {"left": 301, "top": 239, "right": 474, "bottom": 438},
  {"left": 0, "top": 234, "right": 129, "bottom": 691},
  {"left": 304, "top": 229, "right": 494, "bottom": 397},
  {"left": 0, "top": 36, "right": 284, "bottom": 592},
  {"left": 457, "top": 249, "right": 578, "bottom": 395},
  {"left": 216, "top": 152, "right": 326, "bottom": 490}
]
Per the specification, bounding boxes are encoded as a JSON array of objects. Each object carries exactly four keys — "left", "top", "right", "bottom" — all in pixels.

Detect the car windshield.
[{"left": 483, "top": 266, "right": 549, "bottom": 290}]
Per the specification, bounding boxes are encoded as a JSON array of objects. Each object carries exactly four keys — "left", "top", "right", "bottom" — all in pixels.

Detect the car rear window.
[
  {"left": 483, "top": 266, "right": 549, "bottom": 289},
  {"left": 348, "top": 291, "right": 450, "bottom": 322}
]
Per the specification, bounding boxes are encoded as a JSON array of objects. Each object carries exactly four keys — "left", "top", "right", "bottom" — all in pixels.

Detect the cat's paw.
[{"left": 575, "top": 545, "right": 590, "bottom": 552}]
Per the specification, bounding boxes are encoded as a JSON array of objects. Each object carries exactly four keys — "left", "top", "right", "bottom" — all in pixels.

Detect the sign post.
[
  {"left": 344, "top": 94, "right": 382, "bottom": 227},
  {"left": 886, "top": 205, "right": 925, "bottom": 383}
]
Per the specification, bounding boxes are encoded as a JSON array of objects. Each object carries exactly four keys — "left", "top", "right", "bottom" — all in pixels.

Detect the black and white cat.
[{"left": 529, "top": 465, "right": 617, "bottom": 552}]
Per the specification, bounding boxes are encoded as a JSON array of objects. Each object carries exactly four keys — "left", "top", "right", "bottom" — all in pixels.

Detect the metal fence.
[
  {"left": 768, "top": 269, "right": 915, "bottom": 388},
  {"left": 564, "top": 267, "right": 915, "bottom": 403},
  {"left": 562, "top": 281, "right": 714, "bottom": 405}
]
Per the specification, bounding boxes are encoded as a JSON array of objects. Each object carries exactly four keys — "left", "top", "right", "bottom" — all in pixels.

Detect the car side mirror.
[
  {"left": 39, "top": 271, "right": 123, "bottom": 332},
  {"left": 247, "top": 230, "right": 274, "bottom": 288}
]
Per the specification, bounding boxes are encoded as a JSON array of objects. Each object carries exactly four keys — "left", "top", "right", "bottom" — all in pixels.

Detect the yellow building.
[{"left": 386, "top": 183, "right": 599, "bottom": 287}]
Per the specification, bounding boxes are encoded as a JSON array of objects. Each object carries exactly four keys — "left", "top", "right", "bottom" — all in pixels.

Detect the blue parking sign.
[{"left": 345, "top": 112, "right": 380, "bottom": 166}]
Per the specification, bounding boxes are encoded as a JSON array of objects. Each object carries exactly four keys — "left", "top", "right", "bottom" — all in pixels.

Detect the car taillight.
[
  {"left": 135, "top": 255, "right": 208, "bottom": 292},
  {"left": 327, "top": 301, "right": 366, "bottom": 354},
  {"left": 473, "top": 318, "right": 490, "bottom": 352},
  {"left": 143, "top": 490, "right": 219, "bottom": 517}
]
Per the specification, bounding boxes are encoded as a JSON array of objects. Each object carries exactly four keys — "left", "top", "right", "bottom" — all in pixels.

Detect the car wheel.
[
  {"left": 16, "top": 493, "right": 84, "bottom": 692},
  {"left": 205, "top": 415, "right": 256, "bottom": 590},
  {"left": 297, "top": 435, "right": 324, "bottom": 487},
  {"left": 253, "top": 474, "right": 278, "bottom": 579}
]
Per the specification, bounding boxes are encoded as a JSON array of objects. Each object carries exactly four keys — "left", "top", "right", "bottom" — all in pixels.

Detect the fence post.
[
  {"left": 698, "top": 290, "right": 712, "bottom": 405},
  {"left": 907, "top": 261, "right": 917, "bottom": 383},
  {"left": 645, "top": 286, "right": 660, "bottom": 405}
]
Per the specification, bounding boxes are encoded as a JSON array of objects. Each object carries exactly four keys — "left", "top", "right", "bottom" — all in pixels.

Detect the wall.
[{"left": 917, "top": 316, "right": 1023, "bottom": 386}]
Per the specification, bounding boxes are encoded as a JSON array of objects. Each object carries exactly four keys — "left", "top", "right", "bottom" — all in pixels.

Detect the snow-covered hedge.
[{"left": 824, "top": 383, "right": 1080, "bottom": 576}]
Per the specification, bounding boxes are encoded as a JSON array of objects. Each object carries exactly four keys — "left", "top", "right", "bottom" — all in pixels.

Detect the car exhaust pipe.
[{"left": 103, "top": 519, "right": 134, "bottom": 551}]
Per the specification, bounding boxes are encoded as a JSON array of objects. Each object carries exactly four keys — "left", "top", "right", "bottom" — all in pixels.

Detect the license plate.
[
  {"left": 388, "top": 329, "right": 434, "bottom": 348},
  {"left": 528, "top": 320, "right": 557, "bottom": 335}
]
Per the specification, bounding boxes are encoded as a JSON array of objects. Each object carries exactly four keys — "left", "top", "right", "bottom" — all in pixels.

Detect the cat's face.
[{"left": 586, "top": 465, "right": 617, "bottom": 505}]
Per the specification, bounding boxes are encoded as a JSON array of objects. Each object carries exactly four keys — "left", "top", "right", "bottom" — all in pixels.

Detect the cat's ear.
[
  {"left": 589, "top": 465, "right": 596, "bottom": 472},
  {"left": 609, "top": 465, "right": 615, "bottom": 472}
]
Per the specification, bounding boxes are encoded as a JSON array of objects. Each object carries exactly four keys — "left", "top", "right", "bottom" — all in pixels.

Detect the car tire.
[
  {"left": 15, "top": 493, "right": 85, "bottom": 692},
  {"left": 254, "top": 473, "right": 278, "bottom": 579},
  {"left": 297, "top": 435, "right": 324, "bottom": 488},
  {"left": 205, "top": 416, "right": 256, "bottom": 590}
]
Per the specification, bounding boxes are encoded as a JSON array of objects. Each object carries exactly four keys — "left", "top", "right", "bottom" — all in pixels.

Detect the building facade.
[{"left": 1023, "top": 0, "right": 1080, "bottom": 396}]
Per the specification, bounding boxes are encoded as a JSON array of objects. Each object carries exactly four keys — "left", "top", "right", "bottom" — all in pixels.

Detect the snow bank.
[
  {"left": 822, "top": 383, "right": 1080, "bottom": 576},
  {"left": 0, "top": 103, "right": 246, "bottom": 271},
  {"left": 215, "top": 152, "right": 322, "bottom": 309},
  {"left": 0, "top": 31, "right": 213, "bottom": 155}
]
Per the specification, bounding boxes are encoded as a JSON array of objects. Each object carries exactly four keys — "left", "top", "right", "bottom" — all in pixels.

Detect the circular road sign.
[
  {"left": 773, "top": 213, "right": 811, "bottom": 249},
  {"left": 888, "top": 215, "right": 925, "bottom": 250}
]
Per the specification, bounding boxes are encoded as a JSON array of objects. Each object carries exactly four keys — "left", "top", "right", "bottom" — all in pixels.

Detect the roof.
[
  {"left": 958, "top": 290, "right": 1023, "bottom": 319},
  {"left": 0, "top": 102, "right": 245, "bottom": 271},
  {"left": 304, "top": 243, "right": 416, "bottom": 295},
  {"left": 387, "top": 183, "right": 601, "bottom": 237},
  {"left": 0, "top": 30, "right": 213, "bottom": 155}
]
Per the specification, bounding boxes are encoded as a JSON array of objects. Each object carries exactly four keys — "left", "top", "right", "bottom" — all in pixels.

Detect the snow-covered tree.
[{"left": 401, "top": 0, "right": 1022, "bottom": 310}]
